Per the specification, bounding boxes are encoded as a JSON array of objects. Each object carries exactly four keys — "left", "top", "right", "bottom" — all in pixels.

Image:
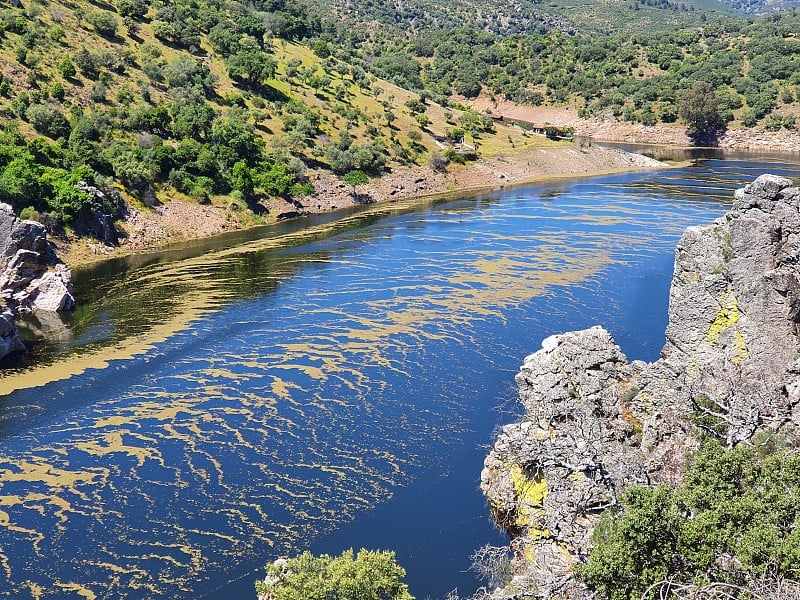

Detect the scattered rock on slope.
[{"left": 480, "top": 174, "right": 800, "bottom": 598}]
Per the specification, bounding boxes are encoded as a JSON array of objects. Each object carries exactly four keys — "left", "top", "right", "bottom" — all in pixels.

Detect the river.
[{"left": 0, "top": 149, "right": 797, "bottom": 599}]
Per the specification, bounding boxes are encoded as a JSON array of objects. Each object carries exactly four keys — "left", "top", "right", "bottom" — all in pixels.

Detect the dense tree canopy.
[{"left": 679, "top": 81, "right": 726, "bottom": 143}]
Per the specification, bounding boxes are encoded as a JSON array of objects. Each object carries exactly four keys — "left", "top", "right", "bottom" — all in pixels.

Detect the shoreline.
[
  {"left": 62, "top": 141, "right": 666, "bottom": 269},
  {"left": 466, "top": 99, "right": 800, "bottom": 153}
]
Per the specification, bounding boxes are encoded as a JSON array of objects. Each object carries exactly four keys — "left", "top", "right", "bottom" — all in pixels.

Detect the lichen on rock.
[{"left": 481, "top": 174, "right": 800, "bottom": 598}]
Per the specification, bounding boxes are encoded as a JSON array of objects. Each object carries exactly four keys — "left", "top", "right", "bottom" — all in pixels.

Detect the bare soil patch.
[{"left": 62, "top": 142, "right": 664, "bottom": 268}]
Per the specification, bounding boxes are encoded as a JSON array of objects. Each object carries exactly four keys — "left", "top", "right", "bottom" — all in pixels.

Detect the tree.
[
  {"left": 73, "top": 50, "right": 100, "bottom": 80},
  {"left": 0, "top": 155, "right": 44, "bottom": 211},
  {"left": 163, "top": 56, "right": 214, "bottom": 93},
  {"left": 577, "top": 440, "right": 800, "bottom": 600},
  {"left": 231, "top": 161, "right": 254, "bottom": 197},
  {"left": 678, "top": 82, "right": 725, "bottom": 144},
  {"left": 25, "top": 104, "right": 70, "bottom": 139},
  {"left": 342, "top": 169, "right": 368, "bottom": 200},
  {"left": 86, "top": 11, "right": 119, "bottom": 38},
  {"left": 170, "top": 98, "right": 215, "bottom": 139},
  {"left": 255, "top": 159, "right": 294, "bottom": 197},
  {"left": 57, "top": 56, "right": 76, "bottom": 79},
  {"left": 225, "top": 51, "right": 277, "bottom": 87},
  {"left": 405, "top": 98, "right": 426, "bottom": 114},
  {"left": 255, "top": 549, "right": 414, "bottom": 600},
  {"left": 117, "top": 0, "right": 148, "bottom": 20},
  {"left": 210, "top": 116, "right": 264, "bottom": 165}
]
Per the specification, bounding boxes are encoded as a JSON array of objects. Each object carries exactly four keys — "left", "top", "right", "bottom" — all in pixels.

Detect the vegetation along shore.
[
  {"left": 0, "top": 0, "right": 797, "bottom": 268},
  {"left": 1, "top": 0, "right": 800, "bottom": 597}
]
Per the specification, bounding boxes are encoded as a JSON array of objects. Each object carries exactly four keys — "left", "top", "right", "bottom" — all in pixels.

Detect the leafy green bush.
[
  {"left": 117, "top": 0, "right": 148, "bottom": 20},
  {"left": 577, "top": 440, "right": 800, "bottom": 600},
  {"left": 86, "top": 11, "right": 119, "bottom": 38},
  {"left": 255, "top": 549, "right": 414, "bottom": 600},
  {"left": 25, "top": 104, "right": 70, "bottom": 139},
  {"left": 19, "top": 206, "right": 40, "bottom": 222},
  {"left": 253, "top": 159, "right": 295, "bottom": 197}
]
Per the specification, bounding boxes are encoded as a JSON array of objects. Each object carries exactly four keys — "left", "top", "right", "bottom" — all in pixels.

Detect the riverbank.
[
  {"left": 468, "top": 99, "right": 800, "bottom": 152},
  {"left": 61, "top": 141, "right": 664, "bottom": 268}
]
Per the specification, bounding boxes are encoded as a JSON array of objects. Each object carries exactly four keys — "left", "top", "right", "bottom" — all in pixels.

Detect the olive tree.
[{"left": 678, "top": 82, "right": 725, "bottom": 144}]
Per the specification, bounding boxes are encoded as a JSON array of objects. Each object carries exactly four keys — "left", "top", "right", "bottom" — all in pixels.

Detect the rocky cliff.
[
  {"left": 480, "top": 174, "right": 800, "bottom": 598},
  {"left": 0, "top": 203, "right": 75, "bottom": 361}
]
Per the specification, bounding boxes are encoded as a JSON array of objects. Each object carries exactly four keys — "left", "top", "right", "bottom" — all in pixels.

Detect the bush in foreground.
[
  {"left": 577, "top": 439, "right": 800, "bottom": 600},
  {"left": 255, "top": 548, "right": 414, "bottom": 600}
]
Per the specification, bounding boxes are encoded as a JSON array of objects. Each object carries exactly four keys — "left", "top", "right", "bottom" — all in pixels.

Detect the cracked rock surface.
[{"left": 481, "top": 174, "right": 800, "bottom": 598}]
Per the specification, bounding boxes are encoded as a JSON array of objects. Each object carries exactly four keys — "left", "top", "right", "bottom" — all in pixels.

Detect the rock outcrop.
[
  {"left": 0, "top": 308, "right": 25, "bottom": 359},
  {"left": 0, "top": 203, "right": 75, "bottom": 360},
  {"left": 480, "top": 174, "right": 800, "bottom": 598},
  {"left": 71, "top": 181, "right": 122, "bottom": 246}
]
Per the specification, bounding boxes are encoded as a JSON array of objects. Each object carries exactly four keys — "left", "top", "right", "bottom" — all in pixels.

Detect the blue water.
[{"left": 0, "top": 150, "right": 797, "bottom": 599}]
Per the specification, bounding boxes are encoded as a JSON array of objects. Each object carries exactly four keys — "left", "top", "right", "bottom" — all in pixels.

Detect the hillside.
[
  {"left": 0, "top": 0, "right": 565, "bottom": 251},
  {"left": 322, "top": 0, "right": 736, "bottom": 35},
  {"left": 724, "top": 0, "right": 800, "bottom": 13},
  {"left": 347, "top": 11, "right": 799, "bottom": 134},
  {"left": 0, "top": 0, "right": 798, "bottom": 260}
]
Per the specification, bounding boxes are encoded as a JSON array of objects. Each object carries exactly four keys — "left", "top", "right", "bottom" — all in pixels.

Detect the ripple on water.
[{"left": 1, "top": 155, "right": 798, "bottom": 599}]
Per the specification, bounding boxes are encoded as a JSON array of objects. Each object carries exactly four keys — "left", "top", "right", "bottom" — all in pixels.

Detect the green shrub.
[
  {"left": 25, "top": 104, "right": 70, "bottom": 139},
  {"left": 117, "top": 0, "right": 148, "bottom": 20},
  {"left": 86, "top": 11, "right": 118, "bottom": 38},
  {"left": 577, "top": 440, "right": 800, "bottom": 599},
  {"left": 255, "top": 549, "right": 414, "bottom": 600},
  {"left": 73, "top": 50, "right": 100, "bottom": 80},
  {"left": 19, "top": 206, "right": 40, "bottom": 222},
  {"left": 50, "top": 82, "right": 66, "bottom": 101}
]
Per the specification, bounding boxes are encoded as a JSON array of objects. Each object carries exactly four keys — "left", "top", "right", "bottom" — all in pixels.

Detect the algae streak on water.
[
  {"left": 0, "top": 162, "right": 762, "bottom": 599},
  {"left": 0, "top": 189, "right": 629, "bottom": 597}
]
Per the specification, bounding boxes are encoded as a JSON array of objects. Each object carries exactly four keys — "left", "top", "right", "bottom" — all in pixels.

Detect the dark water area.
[{"left": 0, "top": 150, "right": 798, "bottom": 599}]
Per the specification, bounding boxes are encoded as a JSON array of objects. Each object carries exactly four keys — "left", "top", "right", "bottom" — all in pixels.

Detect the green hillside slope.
[
  {"left": 0, "top": 0, "right": 523, "bottom": 235},
  {"left": 724, "top": 0, "right": 800, "bottom": 13},
  {"left": 0, "top": 0, "right": 797, "bottom": 247}
]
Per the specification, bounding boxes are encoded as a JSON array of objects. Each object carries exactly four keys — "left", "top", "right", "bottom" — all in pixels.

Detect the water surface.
[{"left": 0, "top": 150, "right": 797, "bottom": 599}]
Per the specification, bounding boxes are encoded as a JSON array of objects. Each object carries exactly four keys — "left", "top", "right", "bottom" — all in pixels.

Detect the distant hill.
[
  {"left": 722, "top": 0, "right": 800, "bottom": 13},
  {"left": 323, "top": 0, "right": 738, "bottom": 35}
]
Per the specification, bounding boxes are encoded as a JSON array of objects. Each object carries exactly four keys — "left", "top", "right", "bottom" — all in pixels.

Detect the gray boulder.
[
  {"left": 0, "top": 203, "right": 76, "bottom": 360},
  {"left": 0, "top": 308, "right": 25, "bottom": 360},
  {"left": 481, "top": 174, "right": 800, "bottom": 598}
]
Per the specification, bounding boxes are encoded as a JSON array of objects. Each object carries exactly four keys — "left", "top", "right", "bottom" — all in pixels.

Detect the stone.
[
  {"left": 0, "top": 204, "right": 76, "bottom": 360},
  {"left": 26, "top": 265, "right": 75, "bottom": 312},
  {"left": 0, "top": 307, "right": 24, "bottom": 360},
  {"left": 482, "top": 175, "right": 800, "bottom": 598}
]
